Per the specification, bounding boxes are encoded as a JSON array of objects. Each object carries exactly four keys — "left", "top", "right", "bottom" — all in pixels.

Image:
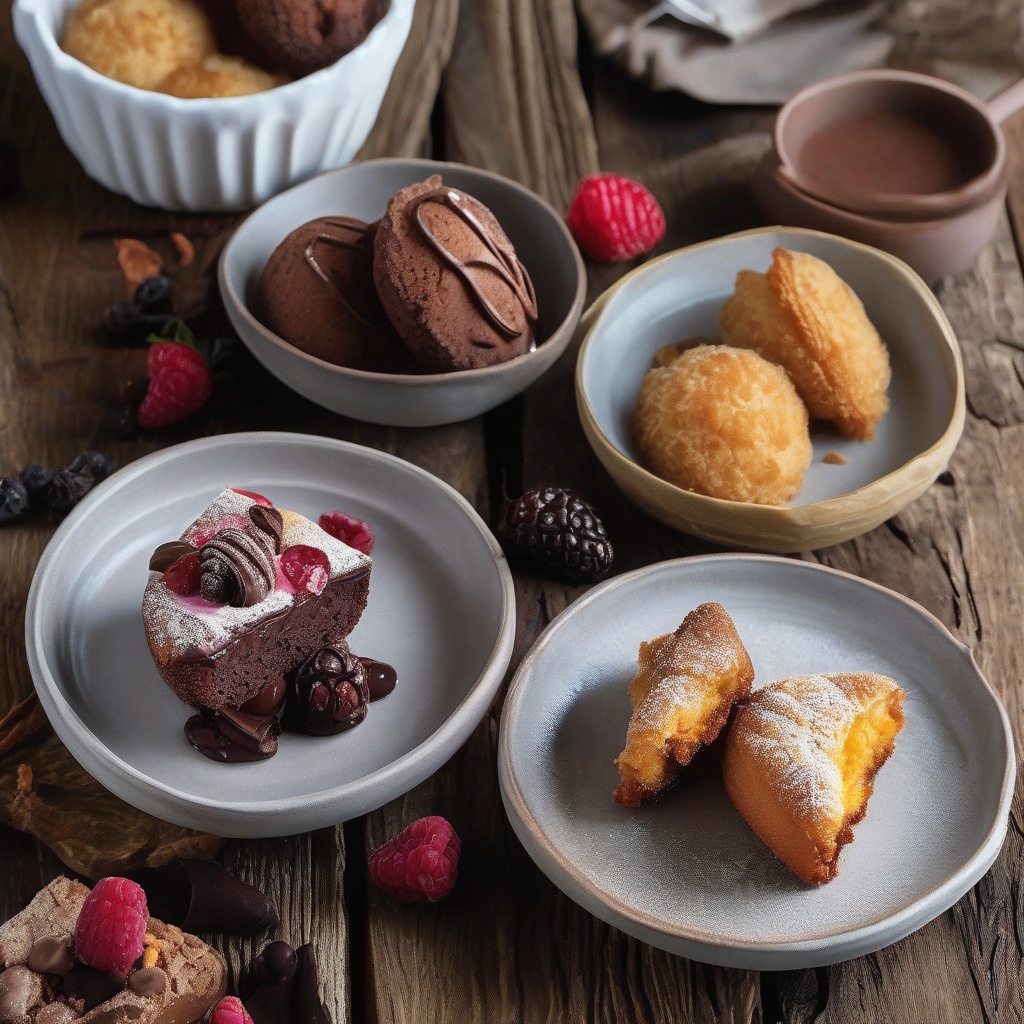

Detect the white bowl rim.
[
  {"left": 575, "top": 225, "right": 967, "bottom": 516},
  {"left": 218, "top": 156, "right": 587, "bottom": 386},
  {"left": 13, "top": 0, "right": 412, "bottom": 110}
]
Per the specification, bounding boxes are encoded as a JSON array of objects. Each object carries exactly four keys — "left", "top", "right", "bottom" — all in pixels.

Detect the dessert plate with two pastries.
[{"left": 498, "top": 555, "right": 1014, "bottom": 969}]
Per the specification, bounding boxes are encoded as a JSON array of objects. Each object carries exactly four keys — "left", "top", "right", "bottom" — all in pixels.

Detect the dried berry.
[
  {"left": 283, "top": 645, "right": 369, "bottom": 736},
  {"left": 0, "top": 476, "right": 30, "bottom": 524},
  {"left": 18, "top": 465, "right": 51, "bottom": 509},
  {"left": 134, "top": 275, "right": 174, "bottom": 315},
  {"left": 47, "top": 470, "right": 93, "bottom": 519},
  {"left": 68, "top": 450, "right": 110, "bottom": 482},
  {"left": 497, "top": 486, "right": 613, "bottom": 584}
]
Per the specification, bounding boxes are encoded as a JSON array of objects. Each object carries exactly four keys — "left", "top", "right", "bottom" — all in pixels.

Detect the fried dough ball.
[
  {"left": 631, "top": 345, "right": 813, "bottom": 505},
  {"left": 719, "top": 248, "right": 890, "bottom": 441},
  {"left": 159, "top": 54, "right": 290, "bottom": 98},
  {"left": 62, "top": 0, "right": 216, "bottom": 92}
]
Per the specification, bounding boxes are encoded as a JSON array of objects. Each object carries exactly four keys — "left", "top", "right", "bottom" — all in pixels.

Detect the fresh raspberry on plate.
[
  {"left": 319, "top": 511, "right": 374, "bottom": 554},
  {"left": 566, "top": 173, "right": 665, "bottom": 262},
  {"left": 369, "top": 816, "right": 461, "bottom": 903},
  {"left": 74, "top": 876, "right": 148, "bottom": 974},
  {"left": 137, "top": 339, "right": 213, "bottom": 430},
  {"left": 211, "top": 996, "right": 254, "bottom": 1024}
]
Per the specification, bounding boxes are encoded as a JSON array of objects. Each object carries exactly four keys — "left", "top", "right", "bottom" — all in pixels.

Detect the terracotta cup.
[{"left": 774, "top": 69, "right": 1024, "bottom": 220}]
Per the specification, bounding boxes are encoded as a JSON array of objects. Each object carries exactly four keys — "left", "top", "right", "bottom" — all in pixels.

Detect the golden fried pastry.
[
  {"left": 159, "top": 54, "right": 290, "bottom": 98},
  {"left": 61, "top": 0, "right": 216, "bottom": 92},
  {"left": 719, "top": 248, "right": 891, "bottom": 440},
  {"left": 631, "top": 344, "right": 813, "bottom": 505},
  {"left": 614, "top": 603, "right": 754, "bottom": 807},
  {"left": 723, "top": 672, "right": 905, "bottom": 885}
]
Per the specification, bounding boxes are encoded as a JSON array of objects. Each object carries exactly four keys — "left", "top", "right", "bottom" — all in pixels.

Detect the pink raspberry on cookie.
[
  {"left": 74, "top": 876, "right": 148, "bottom": 974},
  {"left": 370, "top": 816, "right": 461, "bottom": 902},
  {"left": 566, "top": 173, "right": 665, "bottom": 262}
]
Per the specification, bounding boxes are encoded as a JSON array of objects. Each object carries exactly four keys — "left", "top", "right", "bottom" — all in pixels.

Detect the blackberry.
[
  {"left": 134, "top": 275, "right": 174, "bottom": 315},
  {"left": 18, "top": 464, "right": 52, "bottom": 509},
  {"left": 0, "top": 476, "right": 29, "bottom": 525},
  {"left": 498, "top": 486, "right": 613, "bottom": 584},
  {"left": 68, "top": 450, "right": 110, "bottom": 482}
]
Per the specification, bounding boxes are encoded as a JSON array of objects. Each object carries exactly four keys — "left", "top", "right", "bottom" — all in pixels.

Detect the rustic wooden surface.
[{"left": 1, "top": 0, "right": 1023, "bottom": 1021}]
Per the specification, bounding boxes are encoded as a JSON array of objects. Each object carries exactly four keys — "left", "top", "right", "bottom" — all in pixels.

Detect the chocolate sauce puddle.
[
  {"left": 411, "top": 186, "right": 538, "bottom": 339},
  {"left": 185, "top": 708, "right": 280, "bottom": 763}
]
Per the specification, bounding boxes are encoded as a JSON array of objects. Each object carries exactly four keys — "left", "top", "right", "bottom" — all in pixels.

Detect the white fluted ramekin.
[{"left": 13, "top": 0, "right": 415, "bottom": 211}]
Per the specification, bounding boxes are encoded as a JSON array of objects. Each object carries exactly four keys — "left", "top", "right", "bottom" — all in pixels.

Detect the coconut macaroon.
[
  {"left": 62, "top": 0, "right": 216, "bottom": 92},
  {"left": 631, "top": 344, "right": 813, "bottom": 505},
  {"left": 719, "top": 248, "right": 891, "bottom": 441}
]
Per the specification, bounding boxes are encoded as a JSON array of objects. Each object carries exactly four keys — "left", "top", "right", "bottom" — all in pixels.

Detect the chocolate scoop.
[
  {"left": 130, "top": 859, "right": 279, "bottom": 936},
  {"left": 291, "top": 945, "right": 331, "bottom": 1024},
  {"left": 244, "top": 941, "right": 297, "bottom": 1024}
]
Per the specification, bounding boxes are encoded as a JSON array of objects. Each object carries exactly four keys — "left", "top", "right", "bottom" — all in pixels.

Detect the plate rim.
[
  {"left": 498, "top": 553, "right": 1015, "bottom": 967},
  {"left": 26, "top": 431, "right": 516, "bottom": 835}
]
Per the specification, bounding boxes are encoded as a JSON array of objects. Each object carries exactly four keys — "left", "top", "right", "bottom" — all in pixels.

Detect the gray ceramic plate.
[
  {"left": 498, "top": 556, "right": 1014, "bottom": 969},
  {"left": 27, "top": 432, "right": 515, "bottom": 838}
]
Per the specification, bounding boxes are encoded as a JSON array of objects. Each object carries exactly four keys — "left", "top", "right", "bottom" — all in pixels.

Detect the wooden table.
[{"left": 2, "top": 1, "right": 1022, "bottom": 1020}]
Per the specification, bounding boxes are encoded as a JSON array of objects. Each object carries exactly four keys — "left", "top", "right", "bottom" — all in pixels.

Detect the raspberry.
[
  {"left": 163, "top": 552, "right": 202, "bottom": 596},
  {"left": 232, "top": 489, "right": 272, "bottom": 506},
  {"left": 566, "top": 174, "right": 665, "bottom": 262},
  {"left": 137, "top": 341, "right": 213, "bottom": 430},
  {"left": 211, "top": 997, "right": 253, "bottom": 1024},
  {"left": 370, "top": 816, "right": 461, "bottom": 903},
  {"left": 319, "top": 511, "right": 374, "bottom": 554},
  {"left": 497, "top": 486, "right": 613, "bottom": 584},
  {"left": 280, "top": 545, "right": 330, "bottom": 594},
  {"left": 74, "top": 877, "right": 148, "bottom": 975}
]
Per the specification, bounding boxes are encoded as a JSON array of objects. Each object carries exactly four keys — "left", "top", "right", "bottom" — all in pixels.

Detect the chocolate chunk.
[
  {"left": 185, "top": 709, "right": 280, "bottom": 764},
  {"left": 244, "top": 942, "right": 297, "bottom": 1024},
  {"left": 128, "top": 967, "right": 167, "bottom": 996},
  {"left": 282, "top": 645, "right": 368, "bottom": 736},
  {"left": 239, "top": 676, "right": 288, "bottom": 718},
  {"left": 131, "top": 859, "right": 279, "bottom": 936},
  {"left": 291, "top": 945, "right": 330, "bottom": 1024},
  {"left": 249, "top": 506, "right": 284, "bottom": 555},
  {"left": 58, "top": 966, "right": 123, "bottom": 1011},
  {"left": 27, "top": 936, "right": 74, "bottom": 975}
]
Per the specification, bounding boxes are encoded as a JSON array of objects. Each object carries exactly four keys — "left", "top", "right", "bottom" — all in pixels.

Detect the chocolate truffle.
[
  {"left": 373, "top": 176, "right": 539, "bottom": 373},
  {"left": 234, "top": 0, "right": 383, "bottom": 77},
  {"left": 258, "top": 217, "right": 410, "bottom": 373}
]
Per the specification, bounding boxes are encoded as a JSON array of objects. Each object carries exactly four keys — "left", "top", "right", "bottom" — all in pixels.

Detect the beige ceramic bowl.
[
  {"left": 220, "top": 159, "right": 586, "bottom": 427},
  {"left": 575, "top": 227, "right": 965, "bottom": 553}
]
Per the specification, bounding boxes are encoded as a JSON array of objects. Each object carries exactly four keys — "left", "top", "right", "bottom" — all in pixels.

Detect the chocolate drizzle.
[
  {"left": 199, "top": 528, "right": 276, "bottom": 607},
  {"left": 303, "top": 218, "right": 387, "bottom": 333},
  {"left": 249, "top": 504, "right": 284, "bottom": 554},
  {"left": 410, "top": 185, "right": 538, "bottom": 340}
]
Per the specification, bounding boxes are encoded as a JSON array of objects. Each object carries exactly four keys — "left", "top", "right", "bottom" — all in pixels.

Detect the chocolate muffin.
[
  {"left": 257, "top": 216, "right": 410, "bottom": 373},
  {"left": 234, "top": 0, "right": 383, "bottom": 77},
  {"left": 373, "top": 176, "right": 538, "bottom": 373}
]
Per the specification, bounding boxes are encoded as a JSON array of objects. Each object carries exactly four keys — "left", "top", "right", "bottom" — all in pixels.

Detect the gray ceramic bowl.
[
  {"left": 219, "top": 159, "right": 586, "bottom": 426},
  {"left": 576, "top": 227, "right": 965, "bottom": 553}
]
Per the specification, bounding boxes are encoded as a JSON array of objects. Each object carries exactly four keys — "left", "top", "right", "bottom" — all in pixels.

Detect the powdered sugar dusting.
[
  {"left": 733, "top": 673, "right": 892, "bottom": 829},
  {"left": 144, "top": 489, "right": 371, "bottom": 661}
]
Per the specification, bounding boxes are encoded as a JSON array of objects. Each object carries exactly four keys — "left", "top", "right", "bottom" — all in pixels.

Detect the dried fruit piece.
[
  {"left": 370, "top": 816, "right": 461, "bottom": 903},
  {"left": 68, "top": 450, "right": 110, "bottom": 482},
  {"left": 280, "top": 545, "right": 330, "bottom": 595},
  {"left": 0, "top": 476, "right": 30, "bottom": 524},
  {"left": 283, "top": 645, "right": 368, "bottom": 735},
  {"left": 497, "top": 486, "right": 613, "bottom": 584},
  {"left": 74, "top": 876, "right": 148, "bottom": 974},
  {"left": 115, "top": 239, "right": 164, "bottom": 299},
  {"left": 318, "top": 511, "right": 373, "bottom": 554},
  {"left": 566, "top": 174, "right": 665, "bottom": 262},
  {"left": 19, "top": 464, "right": 52, "bottom": 509},
  {"left": 171, "top": 232, "right": 195, "bottom": 267}
]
